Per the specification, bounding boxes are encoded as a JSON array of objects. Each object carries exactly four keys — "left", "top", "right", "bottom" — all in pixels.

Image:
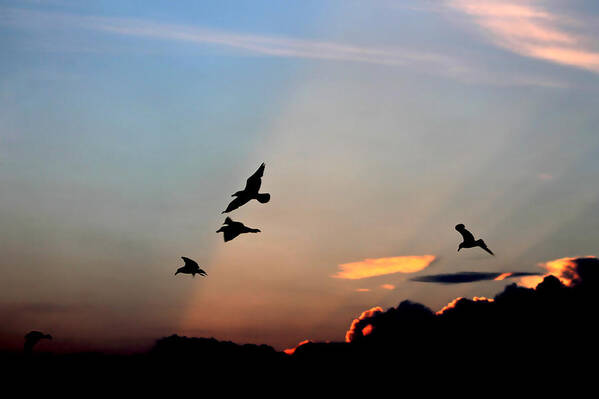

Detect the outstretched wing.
[
  {"left": 222, "top": 196, "right": 249, "bottom": 213},
  {"left": 223, "top": 229, "right": 239, "bottom": 242},
  {"left": 181, "top": 257, "right": 198, "bottom": 268},
  {"left": 243, "top": 163, "right": 265, "bottom": 193},
  {"left": 479, "top": 243, "right": 495, "bottom": 256}
]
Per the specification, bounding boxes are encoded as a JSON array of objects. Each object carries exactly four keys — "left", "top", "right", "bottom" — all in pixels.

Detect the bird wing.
[
  {"left": 181, "top": 257, "right": 198, "bottom": 268},
  {"left": 222, "top": 196, "right": 249, "bottom": 213},
  {"left": 223, "top": 228, "right": 239, "bottom": 242},
  {"left": 457, "top": 227, "right": 475, "bottom": 243},
  {"left": 479, "top": 244, "right": 495, "bottom": 256},
  {"left": 243, "top": 163, "right": 265, "bottom": 193}
]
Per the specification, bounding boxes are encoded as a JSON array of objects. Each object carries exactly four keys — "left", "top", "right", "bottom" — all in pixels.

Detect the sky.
[{"left": 1, "top": 0, "right": 599, "bottom": 352}]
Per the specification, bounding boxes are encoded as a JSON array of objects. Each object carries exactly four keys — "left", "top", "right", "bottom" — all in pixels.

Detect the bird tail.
[{"left": 257, "top": 193, "right": 270, "bottom": 204}]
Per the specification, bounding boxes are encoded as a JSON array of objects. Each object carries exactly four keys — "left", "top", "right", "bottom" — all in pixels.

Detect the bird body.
[
  {"left": 175, "top": 257, "right": 207, "bottom": 277},
  {"left": 223, "top": 163, "right": 270, "bottom": 213},
  {"left": 216, "top": 217, "right": 260, "bottom": 242},
  {"left": 455, "top": 224, "right": 494, "bottom": 255},
  {"left": 24, "top": 330, "right": 52, "bottom": 353}
]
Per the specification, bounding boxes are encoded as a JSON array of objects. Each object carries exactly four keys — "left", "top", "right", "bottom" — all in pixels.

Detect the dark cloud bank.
[
  {"left": 411, "top": 271, "right": 540, "bottom": 283},
  {"left": 5, "top": 257, "right": 599, "bottom": 380}
]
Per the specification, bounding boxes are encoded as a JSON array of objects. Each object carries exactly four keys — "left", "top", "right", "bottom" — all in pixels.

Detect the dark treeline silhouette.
[{"left": 6, "top": 257, "right": 598, "bottom": 379}]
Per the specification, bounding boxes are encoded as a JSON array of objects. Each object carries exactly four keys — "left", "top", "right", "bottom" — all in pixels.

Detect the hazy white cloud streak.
[{"left": 0, "top": 8, "right": 458, "bottom": 69}]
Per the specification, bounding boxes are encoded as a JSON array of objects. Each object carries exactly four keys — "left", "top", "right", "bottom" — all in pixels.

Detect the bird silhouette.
[
  {"left": 24, "top": 331, "right": 52, "bottom": 354},
  {"left": 455, "top": 224, "right": 494, "bottom": 255},
  {"left": 222, "top": 163, "right": 270, "bottom": 213},
  {"left": 216, "top": 217, "right": 261, "bottom": 242},
  {"left": 175, "top": 257, "right": 207, "bottom": 277}
]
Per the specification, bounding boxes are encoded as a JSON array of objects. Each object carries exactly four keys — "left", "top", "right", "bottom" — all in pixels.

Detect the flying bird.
[
  {"left": 216, "top": 217, "right": 261, "bottom": 242},
  {"left": 455, "top": 224, "right": 494, "bottom": 256},
  {"left": 222, "top": 163, "right": 270, "bottom": 213},
  {"left": 175, "top": 257, "right": 207, "bottom": 277},
  {"left": 24, "top": 331, "right": 52, "bottom": 354}
]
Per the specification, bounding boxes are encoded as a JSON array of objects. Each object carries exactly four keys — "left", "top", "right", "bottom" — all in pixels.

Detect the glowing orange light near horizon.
[
  {"left": 355, "top": 288, "right": 370, "bottom": 292},
  {"left": 436, "top": 296, "right": 494, "bottom": 315},
  {"left": 517, "top": 256, "right": 594, "bottom": 288},
  {"left": 345, "top": 306, "right": 383, "bottom": 343},
  {"left": 283, "top": 339, "right": 311, "bottom": 355},
  {"left": 380, "top": 284, "right": 395, "bottom": 290},
  {"left": 333, "top": 255, "right": 436, "bottom": 280}
]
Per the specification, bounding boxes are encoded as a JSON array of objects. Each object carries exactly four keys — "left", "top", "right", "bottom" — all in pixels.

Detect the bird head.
[
  {"left": 455, "top": 224, "right": 465, "bottom": 231},
  {"left": 175, "top": 267, "right": 183, "bottom": 275}
]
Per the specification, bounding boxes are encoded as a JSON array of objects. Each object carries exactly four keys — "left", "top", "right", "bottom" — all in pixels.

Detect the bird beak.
[{"left": 174, "top": 271, "right": 179, "bottom": 275}]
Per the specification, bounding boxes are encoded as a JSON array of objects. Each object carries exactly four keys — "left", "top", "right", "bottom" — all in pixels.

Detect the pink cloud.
[{"left": 448, "top": 0, "right": 599, "bottom": 73}]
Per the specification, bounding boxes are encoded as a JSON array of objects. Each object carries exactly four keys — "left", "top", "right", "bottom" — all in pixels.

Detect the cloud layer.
[{"left": 411, "top": 271, "right": 540, "bottom": 284}]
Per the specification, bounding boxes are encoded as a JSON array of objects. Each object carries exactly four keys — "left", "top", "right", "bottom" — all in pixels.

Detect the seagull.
[
  {"left": 455, "top": 224, "right": 494, "bottom": 255},
  {"left": 216, "top": 217, "right": 261, "bottom": 242},
  {"left": 24, "top": 331, "right": 52, "bottom": 354},
  {"left": 175, "top": 257, "right": 207, "bottom": 277},
  {"left": 222, "top": 163, "right": 270, "bottom": 213}
]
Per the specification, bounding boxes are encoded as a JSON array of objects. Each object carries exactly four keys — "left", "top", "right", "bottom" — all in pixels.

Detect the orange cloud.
[
  {"left": 449, "top": 0, "right": 599, "bottom": 73},
  {"left": 283, "top": 339, "right": 311, "bottom": 355},
  {"left": 345, "top": 306, "right": 383, "bottom": 343},
  {"left": 494, "top": 272, "right": 512, "bottom": 281},
  {"left": 361, "top": 324, "right": 374, "bottom": 336},
  {"left": 355, "top": 288, "right": 371, "bottom": 292},
  {"left": 518, "top": 256, "right": 591, "bottom": 288},
  {"left": 380, "top": 284, "right": 395, "bottom": 290},
  {"left": 333, "top": 255, "right": 436, "bottom": 280},
  {"left": 436, "top": 296, "right": 493, "bottom": 315}
]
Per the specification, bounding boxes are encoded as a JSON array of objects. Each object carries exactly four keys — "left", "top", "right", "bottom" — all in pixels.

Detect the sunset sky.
[{"left": 1, "top": 0, "right": 599, "bottom": 352}]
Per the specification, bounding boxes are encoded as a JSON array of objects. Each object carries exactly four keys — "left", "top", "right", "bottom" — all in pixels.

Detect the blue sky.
[{"left": 1, "top": 0, "right": 599, "bottom": 352}]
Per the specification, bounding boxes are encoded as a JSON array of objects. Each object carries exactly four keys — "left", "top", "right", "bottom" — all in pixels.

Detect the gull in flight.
[
  {"left": 175, "top": 257, "right": 207, "bottom": 277},
  {"left": 223, "top": 163, "right": 271, "bottom": 213},
  {"left": 216, "top": 217, "right": 261, "bottom": 242},
  {"left": 455, "top": 224, "right": 494, "bottom": 256}
]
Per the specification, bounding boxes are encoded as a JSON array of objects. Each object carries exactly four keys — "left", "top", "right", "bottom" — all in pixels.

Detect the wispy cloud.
[
  {"left": 0, "top": 7, "right": 576, "bottom": 87},
  {"left": 0, "top": 8, "right": 459, "bottom": 69},
  {"left": 447, "top": 0, "right": 599, "bottom": 73},
  {"left": 333, "top": 255, "right": 436, "bottom": 280}
]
